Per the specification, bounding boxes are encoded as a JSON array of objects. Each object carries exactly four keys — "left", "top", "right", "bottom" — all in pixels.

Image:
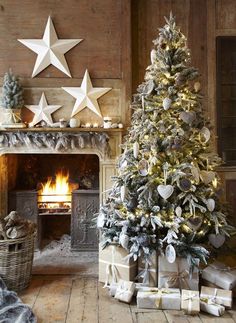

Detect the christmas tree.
[
  {"left": 1, "top": 69, "right": 24, "bottom": 109},
  {"left": 98, "top": 14, "right": 233, "bottom": 267}
]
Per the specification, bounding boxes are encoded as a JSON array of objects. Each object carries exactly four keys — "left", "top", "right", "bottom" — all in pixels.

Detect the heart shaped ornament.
[
  {"left": 200, "top": 170, "right": 215, "bottom": 185},
  {"left": 200, "top": 127, "right": 211, "bottom": 143},
  {"left": 206, "top": 198, "right": 215, "bottom": 212},
  {"left": 165, "top": 244, "right": 176, "bottom": 263},
  {"left": 175, "top": 206, "right": 182, "bottom": 217},
  {"left": 133, "top": 141, "right": 139, "bottom": 159},
  {"left": 187, "top": 217, "right": 202, "bottom": 230},
  {"left": 163, "top": 97, "right": 172, "bottom": 110},
  {"left": 179, "top": 111, "right": 196, "bottom": 125},
  {"left": 120, "top": 185, "right": 127, "bottom": 202},
  {"left": 209, "top": 233, "right": 225, "bottom": 248},
  {"left": 157, "top": 184, "right": 174, "bottom": 199}
]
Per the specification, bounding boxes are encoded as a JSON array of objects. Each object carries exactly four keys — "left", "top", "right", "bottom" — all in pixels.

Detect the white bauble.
[
  {"left": 163, "top": 97, "right": 172, "bottom": 110},
  {"left": 175, "top": 206, "right": 182, "bottom": 217},
  {"left": 133, "top": 141, "right": 139, "bottom": 158},
  {"left": 120, "top": 185, "right": 127, "bottom": 202},
  {"left": 209, "top": 234, "right": 225, "bottom": 248},
  {"left": 97, "top": 213, "right": 105, "bottom": 228},
  {"left": 157, "top": 184, "right": 174, "bottom": 200},
  {"left": 150, "top": 49, "right": 156, "bottom": 64},
  {"left": 165, "top": 244, "right": 176, "bottom": 263},
  {"left": 119, "top": 232, "right": 129, "bottom": 249},
  {"left": 200, "top": 127, "right": 211, "bottom": 143},
  {"left": 207, "top": 198, "right": 215, "bottom": 212}
]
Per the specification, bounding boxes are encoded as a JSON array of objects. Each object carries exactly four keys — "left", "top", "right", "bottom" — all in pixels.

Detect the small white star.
[
  {"left": 62, "top": 69, "right": 112, "bottom": 117},
  {"left": 18, "top": 16, "right": 83, "bottom": 77},
  {"left": 25, "top": 92, "right": 62, "bottom": 126}
]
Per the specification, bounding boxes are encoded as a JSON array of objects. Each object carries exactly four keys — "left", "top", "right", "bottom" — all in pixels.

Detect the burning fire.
[{"left": 38, "top": 170, "right": 74, "bottom": 209}]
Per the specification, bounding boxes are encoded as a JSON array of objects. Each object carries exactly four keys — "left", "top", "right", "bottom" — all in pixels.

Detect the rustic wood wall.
[{"left": 0, "top": 0, "right": 131, "bottom": 126}]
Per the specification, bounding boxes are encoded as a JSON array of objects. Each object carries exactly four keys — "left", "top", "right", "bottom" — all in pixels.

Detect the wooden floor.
[{"left": 19, "top": 275, "right": 236, "bottom": 323}]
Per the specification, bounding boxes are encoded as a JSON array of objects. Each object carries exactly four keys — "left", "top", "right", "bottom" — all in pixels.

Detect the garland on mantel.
[{"left": 0, "top": 131, "right": 111, "bottom": 156}]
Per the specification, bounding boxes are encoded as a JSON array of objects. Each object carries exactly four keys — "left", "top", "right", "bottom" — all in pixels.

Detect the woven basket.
[{"left": 0, "top": 231, "right": 36, "bottom": 292}]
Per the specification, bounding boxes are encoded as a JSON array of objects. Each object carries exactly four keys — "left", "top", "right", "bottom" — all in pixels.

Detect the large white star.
[
  {"left": 62, "top": 70, "right": 112, "bottom": 117},
  {"left": 18, "top": 16, "right": 83, "bottom": 77},
  {"left": 25, "top": 92, "right": 62, "bottom": 126}
]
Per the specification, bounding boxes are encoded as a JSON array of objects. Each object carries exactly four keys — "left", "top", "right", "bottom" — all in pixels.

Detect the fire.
[{"left": 38, "top": 170, "right": 72, "bottom": 209}]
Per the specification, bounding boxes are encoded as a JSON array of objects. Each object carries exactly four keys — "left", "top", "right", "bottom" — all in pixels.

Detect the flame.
[{"left": 38, "top": 170, "right": 72, "bottom": 208}]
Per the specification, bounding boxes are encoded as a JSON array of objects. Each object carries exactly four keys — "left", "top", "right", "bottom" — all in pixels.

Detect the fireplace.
[{"left": 0, "top": 129, "right": 122, "bottom": 251}]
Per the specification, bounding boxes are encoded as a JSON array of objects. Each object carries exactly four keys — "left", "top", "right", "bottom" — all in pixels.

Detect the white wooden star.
[
  {"left": 18, "top": 16, "right": 83, "bottom": 77},
  {"left": 25, "top": 92, "right": 62, "bottom": 126},
  {"left": 62, "top": 69, "right": 112, "bottom": 117}
]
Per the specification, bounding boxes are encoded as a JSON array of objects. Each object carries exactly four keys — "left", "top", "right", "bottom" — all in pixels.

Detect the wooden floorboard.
[{"left": 18, "top": 276, "right": 236, "bottom": 323}]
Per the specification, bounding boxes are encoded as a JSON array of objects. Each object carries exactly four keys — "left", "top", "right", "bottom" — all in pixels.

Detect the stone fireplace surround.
[{"left": 0, "top": 128, "right": 122, "bottom": 249}]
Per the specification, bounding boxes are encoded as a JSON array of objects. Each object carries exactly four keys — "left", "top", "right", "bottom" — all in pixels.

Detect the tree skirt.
[{"left": 0, "top": 278, "right": 36, "bottom": 323}]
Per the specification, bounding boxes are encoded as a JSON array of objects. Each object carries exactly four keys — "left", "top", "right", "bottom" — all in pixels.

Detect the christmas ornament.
[
  {"left": 179, "top": 178, "right": 192, "bottom": 191},
  {"left": 127, "top": 197, "right": 138, "bottom": 211},
  {"left": 120, "top": 185, "right": 127, "bottom": 202},
  {"left": 62, "top": 70, "right": 111, "bottom": 117},
  {"left": 191, "top": 166, "right": 200, "bottom": 183},
  {"left": 209, "top": 234, "right": 225, "bottom": 248},
  {"left": 138, "top": 159, "right": 149, "bottom": 176},
  {"left": 165, "top": 244, "right": 176, "bottom": 263},
  {"left": 133, "top": 141, "right": 139, "bottom": 158},
  {"left": 194, "top": 81, "right": 201, "bottom": 92},
  {"left": 150, "top": 49, "right": 156, "bottom": 64},
  {"left": 200, "top": 170, "right": 215, "bottom": 185},
  {"left": 163, "top": 97, "right": 172, "bottom": 110},
  {"left": 157, "top": 185, "right": 174, "bottom": 200},
  {"left": 187, "top": 216, "right": 202, "bottom": 230},
  {"left": 97, "top": 213, "right": 105, "bottom": 228},
  {"left": 175, "top": 206, "right": 182, "bottom": 217},
  {"left": 142, "top": 79, "right": 155, "bottom": 95},
  {"left": 18, "top": 16, "right": 82, "bottom": 77},
  {"left": 200, "top": 127, "right": 211, "bottom": 143},
  {"left": 119, "top": 231, "right": 129, "bottom": 249},
  {"left": 206, "top": 198, "right": 215, "bottom": 212},
  {"left": 25, "top": 92, "right": 61, "bottom": 126},
  {"left": 179, "top": 111, "right": 196, "bottom": 124}
]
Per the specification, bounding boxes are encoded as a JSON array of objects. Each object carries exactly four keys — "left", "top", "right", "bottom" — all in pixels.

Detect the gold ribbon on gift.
[
  {"left": 141, "top": 288, "right": 177, "bottom": 309},
  {"left": 200, "top": 296, "right": 223, "bottom": 308},
  {"left": 201, "top": 287, "right": 231, "bottom": 305},
  {"left": 183, "top": 293, "right": 198, "bottom": 314}
]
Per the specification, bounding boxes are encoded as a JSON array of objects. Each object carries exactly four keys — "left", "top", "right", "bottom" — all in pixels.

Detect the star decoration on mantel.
[
  {"left": 62, "top": 69, "right": 112, "bottom": 117},
  {"left": 25, "top": 92, "right": 62, "bottom": 126},
  {"left": 18, "top": 16, "right": 83, "bottom": 77}
]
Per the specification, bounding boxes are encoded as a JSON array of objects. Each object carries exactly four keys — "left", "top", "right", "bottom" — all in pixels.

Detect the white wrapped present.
[
  {"left": 181, "top": 289, "right": 200, "bottom": 315},
  {"left": 202, "top": 261, "right": 236, "bottom": 290},
  {"left": 108, "top": 282, "right": 148, "bottom": 297},
  {"left": 137, "top": 251, "right": 157, "bottom": 286},
  {"left": 200, "top": 286, "right": 232, "bottom": 308},
  {"left": 200, "top": 298, "right": 225, "bottom": 316},
  {"left": 114, "top": 280, "right": 135, "bottom": 303},
  {"left": 137, "top": 287, "right": 181, "bottom": 310},
  {"left": 158, "top": 256, "right": 199, "bottom": 290}
]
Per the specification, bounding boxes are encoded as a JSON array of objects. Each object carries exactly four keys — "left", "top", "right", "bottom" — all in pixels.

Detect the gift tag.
[{"left": 165, "top": 244, "right": 176, "bottom": 263}]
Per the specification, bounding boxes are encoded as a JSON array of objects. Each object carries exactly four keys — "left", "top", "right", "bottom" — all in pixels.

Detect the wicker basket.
[{"left": 0, "top": 231, "right": 36, "bottom": 292}]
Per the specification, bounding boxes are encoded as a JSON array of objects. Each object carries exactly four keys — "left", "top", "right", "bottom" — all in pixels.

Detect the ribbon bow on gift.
[
  {"left": 183, "top": 293, "right": 198, "bottom": 314},
  {"left": 142, "top": 288, "right": 176, "bottom": 309}
]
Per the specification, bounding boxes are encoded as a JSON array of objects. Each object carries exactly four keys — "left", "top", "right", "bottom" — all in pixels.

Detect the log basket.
[{"left": 0, "top": 230, "right": 36, "bottom": 292}]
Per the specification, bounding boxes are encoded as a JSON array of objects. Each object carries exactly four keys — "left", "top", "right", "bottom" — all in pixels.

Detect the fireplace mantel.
[{"left": 0, "top": 127, "right": 123, "bottom": 215}]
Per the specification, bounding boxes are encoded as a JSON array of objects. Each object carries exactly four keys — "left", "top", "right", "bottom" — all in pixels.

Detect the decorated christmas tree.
[{"left": 98, "top": 14, "right": 234, "bottom": 267}]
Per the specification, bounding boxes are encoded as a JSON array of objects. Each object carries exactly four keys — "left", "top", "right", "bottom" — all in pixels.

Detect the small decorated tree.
[
  {"left": 1, "top": 69, "right": 24, "bottom": 124},
  {"left": 97, "top": 14, "right": 234, "bottom": 268}
]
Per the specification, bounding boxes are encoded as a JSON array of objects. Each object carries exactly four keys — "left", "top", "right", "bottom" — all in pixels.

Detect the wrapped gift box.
[
  {"left": 108, "top": 282, "right": 148, "bottom": 297},
  {"left": 158, "top": 255, "right": 199, "bottom": 290},
  {"left": 137, "top": 287, "right": 181, "bottom": 310},
  {"left": 201, "top": 279, "right": 236, "bottom": 298},
  {"left": 114, "top": 280, "right": 135, "bottom": 303},
  {"left": 200, "top": 286, "right": 232, "bottom": 308},
  {"left": 200, "top": 299, "right": 225, "bottom": 316},
  {"left": 99, "top": 244, "right": 137, "bottom": 285},
  {"left": 201, "top": 261, "right": 236, "bottom": 290},
  {"left": 137, "top": 251, "right": 157, "bottom": 286},
  {"left": 181, "top": 289, "right": 200, "bottom": 315}
]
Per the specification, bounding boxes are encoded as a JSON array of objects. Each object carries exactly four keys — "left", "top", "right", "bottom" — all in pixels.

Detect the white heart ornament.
[
  {"left": 207, "top": 198, "right": 215, "bottom": 212},
  {"left": 120, "top": 185, "right": 127, "bottom": 202},
  {"left": 157, "top": 185, "right": 174, "bottom": 199},
  {"left": 180, "top": 111, "right": 196, "bottom": 124},
  {"left": 209, "top": 234, "right": 225, "bottom": 248},
  {"left": 175, "top": 206, "right": 182, "bottom": 217},
  {"left": 163, "top": 97, "right": 172, "bottom": 110},
  {"left": 133, "top": 142, "right": 139, "bottom": 158},
  {"left": 200, "top": 171, "right": 215, "bottom": 184},
  {"left": 165, "top": 244, "right": 176, "bottom": 263}
]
